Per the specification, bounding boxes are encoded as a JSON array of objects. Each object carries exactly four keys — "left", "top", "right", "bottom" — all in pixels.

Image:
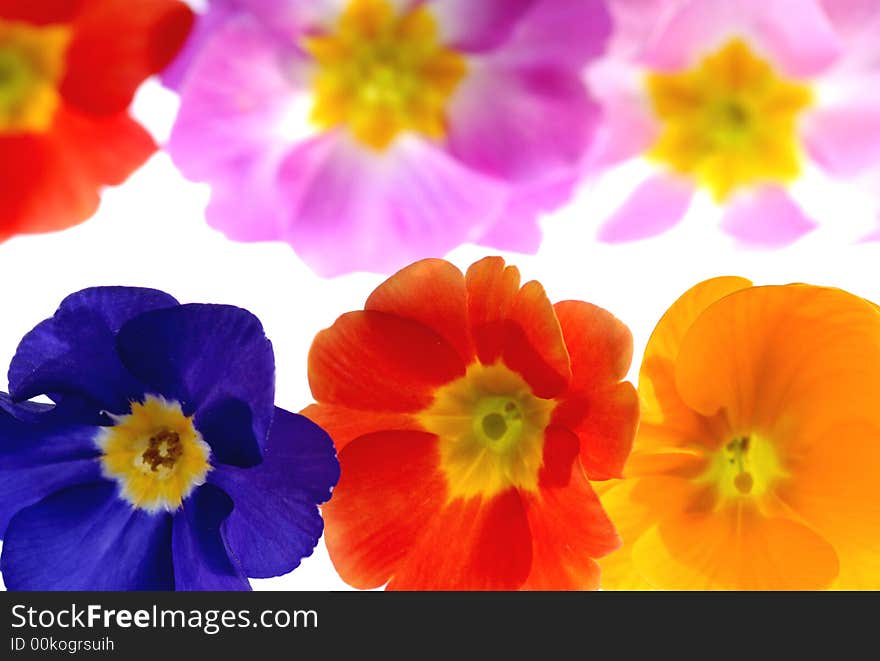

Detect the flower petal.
[
  {"left": 60, "top": 0, "right": 194, "bottom": 114},
  {"left": 387, "top": 488, "right": 532, "bottom": 590},
  {"left": 465, "top": 257, "right": 571, "bottom": 398},
  {"left": 0, "top": 482, "right": 174, "bottom": 590},
  {"left": 806, "top": 104, "right": 880, "bottom": 176},
  {"left": 172, "top": 484, "right": 250, "bottom": 591},
  {"left": 365, "top": 258, "right": 474, "bottom": 365},
  {"left": 0, "top": 0, "right": 82, "bottom": 24},
  {"left": 281, "top": 137, "right": 508, "bottom": 277},
  {"left": 0, "top": 398, "right": 103, "bottom": 536},
  {"left": 632, "top": 506, "right": 840, "bottom": 590},
  {"left": 446, "top": 64, "right": 597, "bottom": 183},
  {"left": 720, "top": 187, "right": 817, "bottom": 248},
  {"left": 8, "top": 287, "right": 178, "bottom": 413},
  {"left": 115, "top": 304, "right": 275, "bottom": 467},
  {"left": 521, "top": 426, "right": 619, "bottom": 590},
  {"left": 430, "top": 0, "right": 536, "bottom": 52},
  {"left": 209, "top": 409, "right": 338, "bottom": 579},
  {"left": 597, "top": 174, "right": 694, "bottom": 242},
  {"left": 308, "top": 311, "right": 466, "bottom": 412},
  {"left": 0, "top": 109, "right": 155, "bottom": 239},
  {"left": 322, "top": 430, "right": 447, "bottom": 589},
  {"left": 554, "top": 300, "right": 633, "bottom": 389},
  {"left": 300, "top": 403, "right": 419, "bottom": 453}
]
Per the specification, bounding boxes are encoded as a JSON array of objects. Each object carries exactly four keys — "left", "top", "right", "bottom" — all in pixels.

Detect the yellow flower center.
[
  {"left": 699, "top": 432, "right": 787, "bottom": 503},
  {"left": 418, "top": 363, "right": 555, "bottom": 500},
  {"left": 645, "top": 39, "right": 814, "bottom": 201},
  {"left": 0, "top": 19, "right": 70, "bottom": 134},
  {"left": 303, "top": 0, "right": 467, "bottom": 150},
  {"left": 96, "top": 395, "right": 212, "bottom": 512}
]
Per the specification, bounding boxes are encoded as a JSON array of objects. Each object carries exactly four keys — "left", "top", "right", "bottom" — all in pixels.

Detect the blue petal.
[
  {"left": 1, "top": 482, "right": 174, "bottom": 590},
  {"left": 0, "top": 395, "right": 104, "bottom": 536},
  {"left": 8, "top": 287, "right": 179, "bottom": 414},
  {"left": 209, "top": 408, "right": 339, "bottom": 579},
  {"left": 116, "top": 304, "right": 275, "bottom": 467},
  {"left": 172, "top": 484, "right": 250, "bottom": 591}
]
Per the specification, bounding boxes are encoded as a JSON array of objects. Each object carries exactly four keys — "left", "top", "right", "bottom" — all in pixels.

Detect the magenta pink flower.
[
  {"left": 167, "top": 0, "right": 610, "bottom": 276},
  {"left": 588, "top": 0, "right": 880, "bottom": 247}
]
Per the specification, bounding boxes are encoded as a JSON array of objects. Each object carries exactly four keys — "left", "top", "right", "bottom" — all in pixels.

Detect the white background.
[{"left": 0, "top": 79, "right": 878, "bottom": 590}]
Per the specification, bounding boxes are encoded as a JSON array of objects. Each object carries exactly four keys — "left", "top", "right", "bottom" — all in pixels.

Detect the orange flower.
[
  {"left": 600, "top": 277, "right": 880, "bottom": 590},
  {"left": 306, "top": 257, "right": 638, "bottom": 590}
]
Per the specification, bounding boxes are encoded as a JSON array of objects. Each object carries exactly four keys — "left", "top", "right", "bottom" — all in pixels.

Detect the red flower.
[
  {"left": 306, "top": 257, "right": 639, "bottom": 590},
  {"left": 0, "top": 0, "right": 193, "bottom": 240}
]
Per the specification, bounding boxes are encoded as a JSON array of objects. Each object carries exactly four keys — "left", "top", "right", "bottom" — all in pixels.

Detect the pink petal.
[
  {"left": 485, "top": 0, "right": 611, "bottom": 69},
  {"left": 168, "top": 16, "right": 309, "bottom": 183},
  {"left": 720, "top": 186, "right": 817, "bottom": 247},
  {"left": 430, "top": 0, "right": 537, "bottom": 52},
  {"left": 477, "top": 176, "right": 577, "bottom": 253},
  {"left": 234, "top": 0, "right": 347, "bottom": 36},
  {"left": 446, "top": 65, "right": 599, "bottom": 182},
  {"left": 643, "top": 0, "right": 841, "bottom": 77},
  {"left": 281, "top": 136, "right": 509, "bottom": 277},
  {"left": 806, "top": 104, "right": 880, "bottom": 176},
  {"left": 162, "top": 1, "right": 238, "bottom": 90},
  {"left": 597, "top": 173, "right": 694, "bottom": 242}
]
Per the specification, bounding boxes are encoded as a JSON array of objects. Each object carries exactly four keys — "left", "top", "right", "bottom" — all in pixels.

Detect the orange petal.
[
  {"left": 638, "top": 276, "right": 751, "bottom": 454},
  {"left": 322, "top": 430, "right": 447, "bottom": 590},
  {"left": 553, "top": 382, "right": 639, "bottom": 480},
  {"left": 300, "top": 403, "right": 419, "bottom": 453},
  {"left": 308, "top": 310, "right": 466, "bottom": 412},
  {"left": 388, "top": 489, "right": 532, "bottom": 590},
  {"left": 366, "top": 258, "right": 474, "bottom": 365},
  {"left": 555, "top": 300, "right": 633, "bottom": 390},
  {"left": 466, "top": 257, "right": 571, "bottom": 398},
  {"left": 674, "top": 285, "right": 880, "bottom": 432},
  {"left": 521, "top": 426, "right": 619, "bottom": 590},
  {"left": 632, "top": 506, "right": 839, "bottom": 590}
]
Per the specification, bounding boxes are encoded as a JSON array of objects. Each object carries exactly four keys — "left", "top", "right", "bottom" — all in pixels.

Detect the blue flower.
[{"left": 0, "top": 287, "right": 339, "bottom": 590}]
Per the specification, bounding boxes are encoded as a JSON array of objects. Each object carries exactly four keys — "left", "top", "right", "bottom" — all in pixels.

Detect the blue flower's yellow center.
[
  {"left": 645, "top": 39, "right": 814, "bottom": 201},
  {"left": 418, "top": 363, "right": 555, "bottom": 500},
  {"left": 303, "top": 0, "right": 467, "bottom": 150},
  {"left": 96, "top": 395, "right": 211, "bottom": 512},
  {"left": 0, "top": 19, "right": 70, "bottom": 134},
  {"left": 700, "top": 433, "right": 787, "bottom": 503}
]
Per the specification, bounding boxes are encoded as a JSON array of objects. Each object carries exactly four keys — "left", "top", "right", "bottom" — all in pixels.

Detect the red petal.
[
  {"left": 308, "top": 311, "right": 466, "bottom": 412},
  {"left": 0, "top": 107, "right": 154, "bottom": 238},
  {"left": 61, "top": 0, "right": 194, "bottom": 114},
  {"left": 366, "top": 258, "right": 475, "bottom": 365},
  {"left": 554, "top": 300, "right": 633, "bottom": 391},
  {"left": 0, "top": 0, "right": 82, "bottom": 24},
  {"left": 300, "top": 403, "right": 419, "bottom": 453},
  {"left": 466, "top": 256, "right": 571, "bottom": 398},
  {"left": 522, "top": 426, "right": 620, "bottom": 589},
  {"left": 553, "top": 382, "right": 639, "bottom": 480},
  {"left": 322, "top": 431, "right": 447, "bottom": 590},
  {"left": 388, "top": 489, "right": 532, "bottom": 590}
]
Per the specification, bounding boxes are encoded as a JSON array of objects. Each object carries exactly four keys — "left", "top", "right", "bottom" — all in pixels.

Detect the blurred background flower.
[
  {"left": 0, "top": 0, "right": 193, "bottom": 241},
  {"left": 167, "top": 0, "right": 611, "bottom": 276}
]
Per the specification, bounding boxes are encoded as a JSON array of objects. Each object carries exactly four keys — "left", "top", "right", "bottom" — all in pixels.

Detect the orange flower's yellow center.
[
  {"left": 699, "top": 432, "right": 787, "bottom": 503},
  {"left": 96, "top": 395, "right": 212, "bottom": 512},
  {"left": 303, "top": 0, "right": 467, "bottom": 150},
  {"left": 645, "top": 39, "right": 813, "bottom": 201},
  {"left": 418, "top": 363, "right": 555, "bottom": 500},
  {"left": 0, "top": 19, "right": 70, "bottom": 134}
]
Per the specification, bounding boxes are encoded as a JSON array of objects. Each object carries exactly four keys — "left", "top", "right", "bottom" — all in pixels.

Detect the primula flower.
[
  {"left": 167, "top": 0, "right": 610, "bottom": 276},
  {"left": 589, "top": 0, "right": 880, "bottom": 246},
  {"left": 0, "top": 0, "right": 193, "bottom": 241},
  {"left": 305, "top": 257, "right": 639, "bottom": 589},
  {"left": 0, "top": 287, "right": 339, "bottom": 591},
  {"left": 599, "top": 277, "right": 880, "bottom": 590}
]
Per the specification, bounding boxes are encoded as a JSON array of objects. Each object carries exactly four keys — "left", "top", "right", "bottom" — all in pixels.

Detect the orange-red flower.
[
  {"left": 306, "top": 257, "right": 639, "bottom": 590},
  {"left": 0, "top": 0, "right": 193, "bottom": 240},
  {"left": 599, "top": 277, "right": 880, "bottom": 590}
]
